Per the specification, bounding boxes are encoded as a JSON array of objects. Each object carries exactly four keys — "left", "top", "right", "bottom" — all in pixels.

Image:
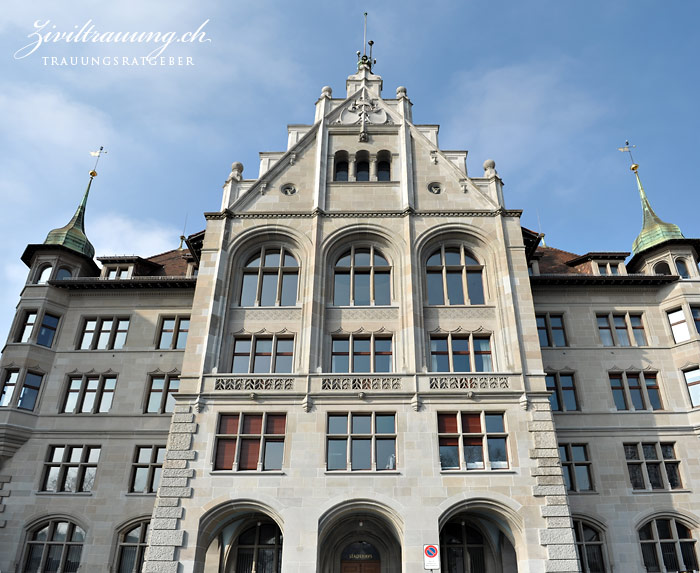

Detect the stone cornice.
[
  {"left": 205, "top": 208, "right": 523, "bottom": 220},
  {"left": 49, "top": 277, "right": 197, "bottom": 290}
]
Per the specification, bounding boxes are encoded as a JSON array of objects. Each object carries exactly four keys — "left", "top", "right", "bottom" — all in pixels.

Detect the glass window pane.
[
  {"left": 647, "top": 463, "right": 664, "bottom": 489},
  {"left": 263, "top": 440, "right": 284, "bottom": 470},
  {"left": 354, "top": 272, "right": 370, "bottom": 305},
  {"left": 240, "top": 274, "right": 258, "bottom": 306},
  {"left": 488, "top": 437, "right": 508, "bottom": 468},
  {"left": 376, "top": 438, "right": 396, "bottom": 470},
  {"left": 239, "top": 439, "right": 260, "bottom": 470},
  {"left": 485, "top": 414, "right": 504, "bottom": 433},
  {"left": 351, "top": 439, "right": 371, "bottom": 470},
  {"left": 260, "top": 273, "right": 278, "bottom": 306},
  {"left": 132, "top": 467, "right": 148, "bottom": 492},
  {"left": 575, "top": 466, "right": 592, "bottom": 490},
  {"left": 354, "top": 250, "right": 371, "bottom": 266},
  {"left": 464, "top": 439, "right": 484, "bottom": 469},
  {"left": 328, "top": 414, "right": 347, "bottom": 434},
  {"left": 214, "top": 438, "right": 236, "bottom": 470},
  {"left": 437, "top": 413, "right": 458, "bottom": 433},
  {"left": 351, "top": 415, "right": 371, "bottom": 434},
  {"left": 375, "top": 415, "right": 395, "bottom": 434},
  {"left": 374, "top": 271, "right": 391, "bottom": 305},
  {"left": 334, "top": 272, "right": 350, "bottom": 306},
  {"left": 467, "top": 271, "right": 485, "bottom": 304},
  {"left": 280, "top": 273, "right": 298, "bottom": 306},
  {"left": 327, "top": 438, "right": 347, "bottom": 470},
  {"left": 439, "top": 438, "right": 459, "bottom": 469},
  {"left": 264, "top": 250, "right": 280, "bottom": 267},
  {"left": 427, "top": 272, "right": 444, "bottom": 305},
  {"left": 446, "top": 271, "right": 464, "bottom": 305},
  {"left": 444, "top": 249, "right": 461, "bottom": 265},
  {"left": 426, "top": 252, "right": 441, "bottom": 266}
]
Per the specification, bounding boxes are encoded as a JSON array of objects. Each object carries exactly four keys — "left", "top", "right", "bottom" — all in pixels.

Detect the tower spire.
[
  {"left": 44, "top": 147, "right": 105, "bottom": 259},
  {"left": 356, "top": 12, "right": 376, "bottom": 72},
  {"left": 618, "top": 142, "right": 684, "bottom": 254}
]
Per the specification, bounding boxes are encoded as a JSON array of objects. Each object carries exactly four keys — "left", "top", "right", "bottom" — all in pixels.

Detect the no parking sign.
[{"left": 423, "top": 544, "right": 440, "bottom": 570}]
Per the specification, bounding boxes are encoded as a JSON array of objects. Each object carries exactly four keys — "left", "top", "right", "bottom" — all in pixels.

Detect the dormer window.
[
  {"left": 597, "top": 262, "right": 620, "bottom": 275},
  {"left": 103, "top": 265, "right": 132, "bottom": 279}
]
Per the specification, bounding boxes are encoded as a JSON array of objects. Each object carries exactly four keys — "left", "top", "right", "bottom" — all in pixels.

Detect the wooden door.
[{"left": 341, "top": 562, "right": 380, "bottom": 573}]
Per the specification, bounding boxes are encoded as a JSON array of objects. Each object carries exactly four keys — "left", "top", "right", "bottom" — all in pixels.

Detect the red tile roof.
[
  {"left": 147, "top": 248, "right": 191, "bottom": 276},
  {"left": 536, "top": 246, "right": 590, "bottom": 275}
]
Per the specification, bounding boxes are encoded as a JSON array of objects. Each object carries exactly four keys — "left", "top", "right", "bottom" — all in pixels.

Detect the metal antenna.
[{"left": 363, "top": 12, "right": 368, "bottom": 56}]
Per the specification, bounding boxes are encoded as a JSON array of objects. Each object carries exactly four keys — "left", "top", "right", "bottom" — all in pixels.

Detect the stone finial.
[
  {"left": 483, "top": 159, "right": 497, "bottom": 177},
  {"left": 229, "top": 162, "right": 244, "bottom": 182},
  {"left": 321, "top": 86, "right": 332, "bottom": 98},
  {"left": 396, "top": 86, "right": 407, "bottom": 98}
]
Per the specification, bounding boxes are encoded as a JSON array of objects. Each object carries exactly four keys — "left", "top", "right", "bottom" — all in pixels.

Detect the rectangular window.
[
  {"left": 129, "top": 446, "right": 165, "bottom": 493},
  {"left": 536, "top": 314, "right": 568, "bottom": 347},
  {"left": 157, "top": 316, "right": 190, "bottom": 350},
  {"left": 0, "top": 370, "right": 20, "bottom": 407},
  {"left": 683, "top": 368, "right": 700, "bottom": 408},
  {"left": 145, "top": 375, "right": 179, "bottom": 414},
  {"left": 12, "top": 372, "right": 43, "bottom": 412},
  {"left": 326, "top": 412, "right": 396, "bottom": 471},
  {"left": 17, "top": 311, "right": 37, "bottom": 343},
  {"left": 597, "top": 313, "right": 647, "bottom": 347},
  {"left": 231, "top": 335, "right": 295, "bottom": 374},
  {"left": 36, "top": 313, "right": 60, "bottom": 348},
  {"left": 624, "top": 442, "right": 682, "bottom": 491},
  {"left": 104, "top": 266, "right": 131, "bottom": 279},
  {"left": 41, "top": 445, "right": 101, "bottom": 492},
  {"left": 559, "top": 444, "right": 594, "bottom": 492},
  {"left": 692, "top": 307, "right": 700, "bottom": 335},
  {"left": 213, "top": 413, "right": 286, "bottom": 471},
  {"left": 546, "top": 372, "right": 578, "bottom": 412},
  {"left": 609, "top": 372, "right": 662, "bottom": 411},
  {"left": 429, "top": 334, "right": 492, "bottom": 373},
  {"left": 667, "top": 309, "right": 690, "bottom": 343},
  {"left": 78, "top": 317, "right": 130, "bottom": 350},
  {"left": 331, "top": 335, "right": 392, "bottom": 373},
  {"left": 61, "top": 375, "right": 117, "bottom": 414},
  {"left": 437, "top": 412, "right": 508, "bottom": 470}
]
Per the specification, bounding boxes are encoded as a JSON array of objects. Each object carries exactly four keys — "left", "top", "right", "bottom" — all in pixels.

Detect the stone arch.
[
  {"left": 317, "top": 498, "right": 404, "bottom": 573},
  {"left": 18, "top": 513, "right": 89, "bottom": 573},
  {"left": 194, "top": 499, "right": 284, "bottom": 573},
  {"left": 570, "top": 513, "right": 611, "bottom": 573},
  {"left": 111, "top": 514, "right": 152, "bottom": 573},
  {"left": 633, "top": 507, "right": 700, "bottom": 531}
]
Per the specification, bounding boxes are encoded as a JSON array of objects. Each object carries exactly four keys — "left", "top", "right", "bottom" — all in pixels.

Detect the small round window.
[{"left": 281, "top": 183, "right": 297, "bottom": 196}]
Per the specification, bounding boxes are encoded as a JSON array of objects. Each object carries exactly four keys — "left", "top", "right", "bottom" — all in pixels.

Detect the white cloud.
[{"left": 89, "top": 213, "right": 181, "bottom": 258}]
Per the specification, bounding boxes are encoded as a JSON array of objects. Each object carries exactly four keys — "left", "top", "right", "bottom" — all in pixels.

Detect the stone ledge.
[
  {"left": 172, "top": 413, "right": 195, "bottom": 423},
  {"left": 145, "top": 545, "right": 176, "bottom": 561},
  {"left": 151, "top": 518, "right": 178, "bottom": 530},
  {"left": 148, "top": 529, "right": 185, "bottom": 547},
  {"left": 158, "top": 486, "right": 193, "bottom": 498},
  {"left": 539, "top": 528, "right": 576, "bottom": 545},
  {"left": 533, "top": 485, "right": 567, "bottom": 496},
  {"left": 544, "top": 559, "right": 581, "bottom": 572},
  {"left": 154, "top": 507, "right": 184, "bottom": 519},
  {"left": 166, "top": 451, "right": 196, "bottom": 460},
  {"left": 162, "top": 468, "right": 194, "bottom": 478},
  {"left": 144, "top": 562, "right": 179, "bottom": 573}
]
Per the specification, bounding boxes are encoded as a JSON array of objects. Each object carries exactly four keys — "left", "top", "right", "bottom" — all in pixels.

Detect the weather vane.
[
  {"left": 88, "top": 146, "right": 107, "bottom": 177},
  {"left": 356, "top": 12, "right": 376, "bottom": 71},
  {"left": 617, "top": 140, "right": 638, "bottom": 172}
]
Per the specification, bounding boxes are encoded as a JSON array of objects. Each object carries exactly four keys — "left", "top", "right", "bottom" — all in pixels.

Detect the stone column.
[
  {"left": 370, "top": 156, "right": 378, "bottom": 180},
  {"left": 349, "top": 154, "right": 357, "bottom": 182}
]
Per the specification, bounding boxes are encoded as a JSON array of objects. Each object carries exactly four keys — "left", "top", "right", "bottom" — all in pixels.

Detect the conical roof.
[
  {"left": 631, "top": 165, "right": 684, "bottom": 255},
  {"left": 44, "top": 175, "right": 96, "bottom": 259}
]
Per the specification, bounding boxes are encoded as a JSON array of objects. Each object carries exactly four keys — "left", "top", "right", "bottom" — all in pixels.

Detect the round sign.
[{"left": 425, "top": 545, "right": 438, "bottom": 558}]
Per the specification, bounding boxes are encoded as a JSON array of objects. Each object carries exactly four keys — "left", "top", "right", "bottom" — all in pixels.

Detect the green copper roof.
[
  {"left": 631, "top": 168, "right": 684, "bottom": 255},
  {"left": 44, "top": 176, "right": 96, "bottom": 259}
]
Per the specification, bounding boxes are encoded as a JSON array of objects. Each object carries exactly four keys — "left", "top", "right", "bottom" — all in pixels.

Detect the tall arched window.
[
  {"left": 377, "top": 150, "right": 391, "bottom": 181},
  {"left": 239, "top": 247, "right": 299, "bottom": 307},
  {"left": 334, "top": 151, "right": 349, "bottom": 182},
  {"left": 115, "top": 521, "right": 149, "bottom": 573},
  {"left": 333, "top": 246, "right": 391, "bottom": 306},
  {"left": 36, "top": 266, "right": 53, "bottom": 284},
  {"left": 23, "top": 519, "right": 85, "bottom": 572},
  {"left": 639, "top": 517, "right": 698, "bottom": 572},
  {"left": 675, "top": 258, "right": 690, "bottom": 278},
  {"left": 426, "top": 245, "right": 485, "bottom": 305},
  {"left": 233, "top": 520, "right": 283, "bottom": 573},
  {"left": 573, "top": 519, "right": 606, "bottom": 572},
  {"left": 356, "top": 151, "right": 370, "bottom": 182},
  {"left": 440, "top": 519, "right": 486, "bottom": 572}
]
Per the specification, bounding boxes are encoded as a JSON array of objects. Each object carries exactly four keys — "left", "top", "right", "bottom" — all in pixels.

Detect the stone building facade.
[{"left": 1, "top": 56, "right": 699, "bottom": 573}]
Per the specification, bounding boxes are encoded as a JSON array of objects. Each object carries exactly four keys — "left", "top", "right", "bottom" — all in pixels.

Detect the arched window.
[
  {"left": 333, "top": 246, "right": 391, "bottom": 306},
  {"left": 426, "top": 246, "right": 485, "bottom": 305},
  {"left": 334, "top": 151, "right": 349, "bottom": 182},
  {"left": 233, "top": 520, "right": 283, "bottom": 573},
  {"left": 356, "top": 151, "right": 370, "bottom": 182},
  {"left": 440, "top": 519, "right": 486, "bottom": 572},
  {"left": 36, "top": 266, "right": 53, "bottom": 284},
  {"left": 239, "top": 247, "right": 299, "bottom": 307},
  {"left": 116, "top": 521, "right": 149, "bottom": 573},
  {"left": 639, "top": 517, "right": 698, "bottom": 572},
  {"left": 654, "top": 261, "right": 672, "bottom": 275},
  {"left": 56, "top": 268, "right": 72, "bottom": 280},
  {"left": 377, "top": 150, "right": 391, "bottom": 181},
  {"left": 23, "top": 519, "right": 85, "bottom": 572},
  {"left": 573, "top": 519, "right": 607, "bottom": 572},
  {"left": 675, "top": 258, "right": 690, "bottom": 278}
]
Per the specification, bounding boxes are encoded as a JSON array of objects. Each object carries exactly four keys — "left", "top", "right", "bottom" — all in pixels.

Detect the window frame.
[
  {"left": 428, "top": 333, "right": 493, "bottom": 373},
  {"left": 608, "top": 371, "right": 662, "bottom": 412},
  {"left": 156, "top": 315, "right": 190, "bottom": 350},
  {"left": 683, "top": 367, "right": 700, "bottom": 408},
  {"left": 213, "top": 412, "right": 287, "bottom": 472},
  {"left": 572, "top": 518, "right": 608, "bottom": 573},
  {"left": 559, "top": 444, "right": 594, "bottom": 492},
  {"left": 545, "top": 372, "right": 579, "bottom": 412},
  {"left": 330, "top": 333, "right": 393, "bottom": 373},
  {"left": 61, "top": 374, "right": 117, "bottom": 414},
  {"left": 667, "top": 307, "right": 691, "bottom": 343},
  {"left": 103, "top": 265, "right": 132, "bottom": 279},
  {"left": 238, "top": 246, "right": 299, "bottom": 307},
  {"left": 40, "top": 445, "right": 101, "bottom": 493},
  {"left": 332, "top": 245, "right": 392, "bottom": 307},
  {"left": 624, "top": 442, "right": 682, "bottom": 491},
  {"left": 78, "top": 316, "right": 130, "bottom": 350},
  {"left": 22, "top": 519, "right": 85, "bottom": 573},
  {"left": 231, "top": 334, "right": 295, "bottom": 374},
  {"left": 325, "top": 412, "right": 397, "bottom": 472},
  {"left": 144, "top": 374, "right": 180, "bottom": 414},
  {"left": 437, "top": 411, "right": 509, "bottom": 471},
  {"left": 596, "top": 312, "right": 647, "bottom": 347},
  {"left": 0, "top": 369, "right": 44, "bottom": 411},
  {"left": 128, "top": 446, "right": 165, "bottom": 493},
  {"left": 425, "top": 244, "right": 485, "bottom": 306},
  {"left": 536, "top": 313, "right": 568, "bottom": 347},
  {"left": 638, "top": 517, "right": 699, "bottom": 572},
  {"left": 115, "top": 520, "right": 150, "bottom": 573}
]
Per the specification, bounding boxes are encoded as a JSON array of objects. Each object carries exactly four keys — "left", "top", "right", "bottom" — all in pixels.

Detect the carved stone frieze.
[
  {"left": 214, "top": 378, "right": 295, "bottom": 391},
  {"left": 428, "top": 376, "right": 509, "bottom": 390},
  {"left": 326, "top": 307, "right": 399, "bottom": 322},
  {"left": 229, "top": 308, "right": 302, "bottom": 323},
  {"left": 321, "top": 377, "right": 402, "bottom": 391}
]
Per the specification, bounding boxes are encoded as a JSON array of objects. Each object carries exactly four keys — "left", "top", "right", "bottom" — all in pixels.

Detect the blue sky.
[{"left": 1, "top": 0, "right": 699, "bottom": 341}]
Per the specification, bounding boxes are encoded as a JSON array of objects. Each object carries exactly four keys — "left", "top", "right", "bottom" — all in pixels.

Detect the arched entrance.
[
  {"left": 440, "top": 514, "right": 518, "bottom": 573},
  {"left": 318, "top": 501, "right": 403, "bottom": 573}
]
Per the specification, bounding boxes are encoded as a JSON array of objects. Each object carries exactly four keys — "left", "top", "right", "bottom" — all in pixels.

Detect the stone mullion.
[
  {"left": 529, "top": 398, "right": 580, "bottom": 572},
  {"left": 143, "top": 406, "right": 197, "bottom": 573}
]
